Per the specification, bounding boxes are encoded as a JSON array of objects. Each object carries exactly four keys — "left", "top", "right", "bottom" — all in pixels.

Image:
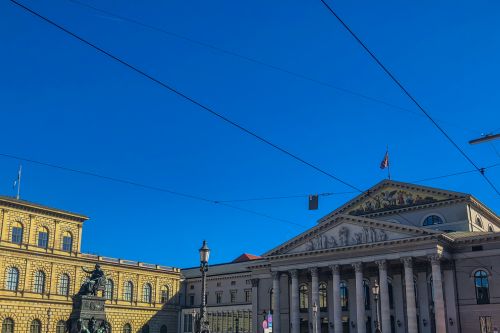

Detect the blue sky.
[{"left": 1, "top": 0, "right": 499, "bottom": 268}]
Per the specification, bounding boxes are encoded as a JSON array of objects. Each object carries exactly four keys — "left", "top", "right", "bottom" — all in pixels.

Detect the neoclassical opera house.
[{"left": 245, "top": 180, "right": 500, "bottom": 333}]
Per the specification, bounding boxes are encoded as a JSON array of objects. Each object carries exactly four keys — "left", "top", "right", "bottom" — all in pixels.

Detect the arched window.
[
  {"left": 105, "top": 279, "right": 114, "bottom": 300},
  {"left": 319, "top": 282, "right": 328, "bottom": 310},
  {"left": 160, "top": 325, "right": 167, "bottom": 333},
  {"left": 5, "top": 267, "right": 19, "bottom": 291},
  {"left": 30, "top": 319, "right": 42, "bottom": 333},
  {"left": 363, "top": 280, "right": 370, "bottom": 310},
  {"left": 142, "top": 324, "right": 150, "bottom": 333},
  {"left": 340, "top": 281, "right": 348, "bottom": 311},
  {"left": 56, "top": 321, "right": 66, "bottom": 333},
  {"left": 123, "top": 323, "right": 132, "bottom": 333},
  {"left": 2, "top": 318, "right": 14, "bottom": 333},
  {"left": 62, "top": 232, "right": 73, "bottom": 252},
  {"left": 476, "top": 217, "right": 483, "bottom": 228},
  {"left": 59, "top": 273, "right": 70, "bottom": 296},
  {"left": 299, "top": 284, "right": 309, "bottom": 310},
  {"left": 143, "top": 283, "right": 152, "bottom": 303},
  {"left": 474, "top": 270, "right": 490, "bottom": 304},
  {"left": 11, "top": 222, "right": 23, "bottom": 244},
  {"left": 488, "top": 224, "right": 494, "bottom": 232},
  {"left": 38, "top": 227, "right": 49, "bottom": 248},
  {"left": 160, "top": 285, "right": 169, "bottom": 304},
  {"left": 423, "top": 215, "right": 444, "bottom": 226},
  {"left": 124, "top": 281, "right": 133, "bottom": 301},
  {"left": 33, "top": 270, "right": 46, "bottom": 294}
]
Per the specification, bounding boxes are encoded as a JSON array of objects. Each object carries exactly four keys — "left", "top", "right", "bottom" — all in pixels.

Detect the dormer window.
[{"left": 423, "top": 215, "right": 444, "bottom": 226}]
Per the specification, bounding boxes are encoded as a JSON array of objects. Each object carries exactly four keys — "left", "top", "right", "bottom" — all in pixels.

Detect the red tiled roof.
[{"left": 232, "top": 253, "right": 262, "bottom": 263}]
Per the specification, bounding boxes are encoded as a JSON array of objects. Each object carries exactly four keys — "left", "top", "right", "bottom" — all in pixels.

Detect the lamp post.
[
  {"left": 312, "top": 302, "right": 318, "bottom": 333},
  {"left": 198, "top": 240, "right": 211, "bottom": 333},
  {"left": 372, "top": 279, "right": 382, "bottom": 333}
]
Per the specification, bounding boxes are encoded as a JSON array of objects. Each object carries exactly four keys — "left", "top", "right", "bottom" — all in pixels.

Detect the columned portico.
[
  {"left": 330, "top": 265, "right": 342, "bottom": 333},
  {"left": 429, "top": 255, "right": 446, "bottom": 333},
  {"left": 310, "top": 267, "right": 320, "bottom": 333},
  {"left": 376, "top": 260, "right": 391, "bottom": 333},
  {"left": 402, "top": 257, "right": 418, "bottom": 333},
  {"left": 273, "top": 271, "right": 281, "bottom": 333},
  {"left": 290, "top": 270, "right": 300, "bottom": 333},
  {"left": 352, "top": 262, "right": 365, "bottom": 333}
]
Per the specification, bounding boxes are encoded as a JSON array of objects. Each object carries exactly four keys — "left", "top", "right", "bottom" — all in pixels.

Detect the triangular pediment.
[
  {"left": 265, "top": 215, "right": 440, "bottom": 256},
  {"left": 318, "top": 180, "right": 468, "bottom": 223}
]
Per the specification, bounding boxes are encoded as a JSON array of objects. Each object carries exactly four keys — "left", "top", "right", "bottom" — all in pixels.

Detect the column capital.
[
  {"left": 428, "top": 254, "right": 442, "bottom": 264},
  {"left": 401, "top": 257, "right": 413, "bottom": 268},
  {"left": 272, "top": 271, "right": 281, "bottom": 280},
  {"left": 329, "top": 264, "right": 340, "bottom": 274},
  {"left": 309, "top": 267, "right": 318, "bottom": 277},
  {"left": 352, "top": 262, "right": 363, "bottom": 273},
  {"left": 251, "top": 278, "right": 260, "bottom": 287},
  {"left": 375, "top": 259, "right": 387, "bottom": 270},
  {"left": 289, "top": 269, "right": 299, "bottom": 279}
]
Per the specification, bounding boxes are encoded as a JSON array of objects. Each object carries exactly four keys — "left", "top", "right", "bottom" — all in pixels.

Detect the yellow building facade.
[{"left": 0, "top": 196, "right": 181, "bottom": 333}]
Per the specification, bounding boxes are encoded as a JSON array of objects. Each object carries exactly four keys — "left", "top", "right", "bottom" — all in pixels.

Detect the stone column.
[
  {"left": 402, "top": 257, "right": 418, "bottom": 333},
  {"left": 290, "top": 270, "right": 300, "bottom": 333},
  {"left": 251, "top": 278, "right": 260, "bottom": 333},
  {"left": 352, "top": 262, "right": 365, "bottom": 333},
  {"left": 310, "top": 267, "right": 320, "bottom": 333},
  {"left": 429, "top": 255, "right": 446, "bottom": 333},
  {"left": 330, "top": 265, "right": 342, "bottom": 333},
  {"left": 376, "top": 260, "right": 391, "bottom": 333},
  {"left": 272, "top": 272, "right": 281, "bottom": 333}
]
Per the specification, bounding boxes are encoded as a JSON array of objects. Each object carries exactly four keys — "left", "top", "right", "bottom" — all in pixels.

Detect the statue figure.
[
  {"left": 78, "top": 264, "right": 106, "bottom": 296},
  {"left": 96, "top": 321, "right": 110, "bottom": 333},
  {"left": 76, "top": 319, "right": 91, "bottom": 333},
  {"left": 88, "top": 317, "right": 97, "bottom": 333},
  {"left": 339, "top": 227, "right": 349, "bottom": 247}
]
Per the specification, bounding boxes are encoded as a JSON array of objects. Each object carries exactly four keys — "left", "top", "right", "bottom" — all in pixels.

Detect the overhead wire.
[
  {"left": 8, "top": 1, "right": 496, "bottom": 231},
  {"left": 0, "top": 152, "right": 306, "bottom": 228},
  {"left": 64, "top": 0, "right": 474, "bottom": 134},
  {"left": 318, "top": 0, "right": 500, "bottom": 196}
]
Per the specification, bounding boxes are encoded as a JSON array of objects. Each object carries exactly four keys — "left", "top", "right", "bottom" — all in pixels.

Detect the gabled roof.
[
  {"left": 232, "top": 253, "right": 262, "bottom": 263},
  {"left": 317, "top": 179, "right": 468, "bottom": 223},
  {"left": 264, "top": 214, "right": 441, "bottom": 257}
]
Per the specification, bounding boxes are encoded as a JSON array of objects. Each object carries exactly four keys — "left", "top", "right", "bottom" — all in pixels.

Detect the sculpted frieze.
[{"left": 304, "top": 226, "right": 388, "bottom": 251}]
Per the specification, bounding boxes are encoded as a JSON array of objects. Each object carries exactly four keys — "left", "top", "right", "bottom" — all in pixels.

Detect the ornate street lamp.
[
  {"left": 372, "top": 279, "right": 382, "bottom": 333},
  {"left": 198, "top": 240, "right": 211, "bottom": 333}
]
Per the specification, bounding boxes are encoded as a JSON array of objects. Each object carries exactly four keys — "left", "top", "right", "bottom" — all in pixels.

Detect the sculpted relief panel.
[
  {"left": 288, "top": 224, "right": 411, "bottom": 254},
  {"left": 348, "top": 188, "right": 445, "bottom": 215}
]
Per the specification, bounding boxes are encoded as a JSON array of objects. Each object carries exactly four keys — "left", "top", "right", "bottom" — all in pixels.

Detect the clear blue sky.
[{"left": 1, "top": 0, "right": 498, "bottom": 268}]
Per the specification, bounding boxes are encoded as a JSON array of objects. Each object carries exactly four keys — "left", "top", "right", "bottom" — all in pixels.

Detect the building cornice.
[{"left": 0, "top": 197, "right": 88, "bottom": 223}]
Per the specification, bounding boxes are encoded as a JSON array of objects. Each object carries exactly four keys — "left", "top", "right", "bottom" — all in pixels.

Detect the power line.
[
  {"left": 7, "top": 0, "right": 487, "bottom": 231},
  {"left": 0, "top": 152, "right": 306, "bottom": 228},
  {"left": 318, "top": 0, "right": 500, "bottom": 196},
  {"left": 9, "top": 0, "right": 365, "bottom": 195},
  {"left": 65, "top": 0, "right": 475, "bottom": 134}
]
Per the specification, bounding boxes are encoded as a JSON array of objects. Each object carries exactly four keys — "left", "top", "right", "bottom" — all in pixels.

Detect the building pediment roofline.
[
  {"left": 317, "top": 179, "right": 468, "bottom": 224},
  {"left": 467, "top": 195, "right": 500, "bottom": 223},
  {"left": 263, "top": 214, "right": 440, "bottom": 257},
  {"left": 0, "top": 196, "right": 88, "bottom": 222}
]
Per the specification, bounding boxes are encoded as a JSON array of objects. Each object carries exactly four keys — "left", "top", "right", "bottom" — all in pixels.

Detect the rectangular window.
[
  {"left": 245, "top": 289, "right": 252, "bottom": 303},
  {"left": 12, "top": 227, "right": 23, "bottom": 244},
  {"left": 184, "top": 314, "right": 193, "bottom": 332},
  {"left": 479, "top": 316, "right": 492, "bottom": 333},
  {"left": 216, "top": 292, "right": 222, "bottom": 304},
  {"left": 230, "top": 290, "right": 237, "bottom": 303},
  {"left": 189, "top": 294, "right": 195, "bottom": 306},
  {"left": 62, "top": 236, "right": 72, "bottom": 252},
  {"left": 38, "top": 231, "right": 48, "bottom": 248},
  {"left": 231, "top": 281, "right": 236, "bottom": 286}
]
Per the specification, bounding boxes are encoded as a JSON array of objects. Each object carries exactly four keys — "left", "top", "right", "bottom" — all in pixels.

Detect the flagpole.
[
  {"left": 16, "top": 165, "right": 22, "bottom": 200},
  {"left": 386, "top": 145, "right": 391, "bottom": 180}
]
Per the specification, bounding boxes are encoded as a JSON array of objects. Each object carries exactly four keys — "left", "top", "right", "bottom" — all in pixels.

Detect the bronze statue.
[{"left": 78, "top": 264, "right": 106, "bottom": 296}]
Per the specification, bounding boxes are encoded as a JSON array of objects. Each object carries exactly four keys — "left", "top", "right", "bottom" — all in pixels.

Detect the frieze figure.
[
  {"left": 339, "top": 227, "right": 349, "bottom": 246},
  {"left": 78, "top": 264, "right": 106, "bottom": 296}
]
